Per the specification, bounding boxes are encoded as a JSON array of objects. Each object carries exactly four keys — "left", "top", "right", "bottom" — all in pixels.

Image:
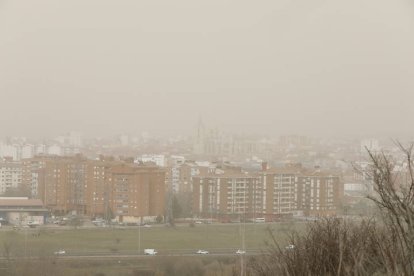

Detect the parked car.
[
  {"left": 54, "top": 249, "right": 66, "bottom": 255},
  {"left": 27, "top": 221, "right": 39, "bottom": 228},
  {"left": 196, "top": 250, "right": 209, "bottom": 254},
  {"left": 236, "top": 249, "right": 246, "bottom": 255},
  {"left": 285, "top": 244, "right": 295, "bottom": 250}
]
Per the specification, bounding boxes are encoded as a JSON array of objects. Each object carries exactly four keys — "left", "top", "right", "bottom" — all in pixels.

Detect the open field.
[
  {"left": 0, "top": 255, "right": 240, "bottom": 276},
  {"left": 0, "top": 222, "right": 305, "bottom": 257},
  {"left": 0, "top": 222, "right": 306, "bottom": 275}
]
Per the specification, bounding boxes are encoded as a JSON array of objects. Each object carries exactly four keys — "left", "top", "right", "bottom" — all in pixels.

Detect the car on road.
[
  {"left": 196, "top": 250, "right": 209, "bottom": 254},
  {"left": 236, "top": 249, "right": 246, "bottom": 255},
  {"left": 54, "top": 249, "right": 66, "bottom": 255},
  {"left": 144, "top": 249, "right": 157, "bottom": 255}
]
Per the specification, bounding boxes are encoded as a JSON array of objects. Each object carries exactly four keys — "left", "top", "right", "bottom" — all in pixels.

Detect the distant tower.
[{"left": 193, "top": 116, "right": 206, "bottom": 155}]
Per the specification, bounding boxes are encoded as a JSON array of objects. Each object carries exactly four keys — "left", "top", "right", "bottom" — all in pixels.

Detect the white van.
[
  {"left": 254, "top": 218, "right": 265, "bottom": 223},
  {"left": 144, "top": 249, "right": 157, "bottom": 255}
]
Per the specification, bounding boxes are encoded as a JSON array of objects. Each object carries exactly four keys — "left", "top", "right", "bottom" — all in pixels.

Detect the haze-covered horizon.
[{"left": 1, "top": 0, "right": 414, "bottom": 139}]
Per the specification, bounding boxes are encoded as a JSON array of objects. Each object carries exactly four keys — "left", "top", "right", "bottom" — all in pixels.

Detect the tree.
[
  {"left": 172, "top": 195, "right": 182, "bottom": 219},
  {"left": 175, "top": 192, "right": 193, "bottom": 217},
  {"left": 365, "top": 143, "right": 414, "bottom": 275},
  {"left": 247, "top": 143, "right": 414, "bottom": 276},
  {"left": 156, "top": 215, "right": 163, "bottom": 223},
  {"left": 247, "top": 218, "right": 390, "bottom": 276},
  {"left": 69, "top": 216, "right": 83, "bottom": 229}
]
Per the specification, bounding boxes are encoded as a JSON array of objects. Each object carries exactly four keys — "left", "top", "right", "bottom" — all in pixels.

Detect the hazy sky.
[{"left": 1, "top": 0, "right": 413, "bottom": 139}]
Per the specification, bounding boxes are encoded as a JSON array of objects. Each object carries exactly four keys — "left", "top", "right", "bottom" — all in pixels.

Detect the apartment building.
[
  {"left": 22, "top": 158, "right": 44, "bottom": 198},
  {"left": 28, "top": 155, "right": 88, "bottom": 214},
  {"left": 262, "top": 167, "right": 301, "bottom": 219},
  {"left": 85, "top": 159, "right": 114, "bottom": 218},
  {"left": 192, "top": 172, "right": 263, "bottom": 221},
  {"left": 0, "top": 161, "right": 22, "bottom": 194},
  {"left": 193, "top": 164, "right": 343, "bottom": 220},
  {"left": 297, "top": 172, "right": 343, "bottom": 216},
  {"left": 21, "top": 156, "right": 166, "bottom": 221},
  {"left": 107, "top": 164, "right": 166, "bottom": 223}
]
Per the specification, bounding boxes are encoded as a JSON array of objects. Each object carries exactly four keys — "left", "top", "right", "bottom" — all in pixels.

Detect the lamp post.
[
  {"left": 138, "top": 221, "right": 141, "bottom": 254},
  {"left": 135, "top": 206, "right": 141, "bottom": 255}
]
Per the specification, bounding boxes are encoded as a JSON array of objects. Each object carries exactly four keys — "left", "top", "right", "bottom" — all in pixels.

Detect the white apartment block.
[
  {"left": 21, "top": 144, "right": 35, "bottom": 159},
  {"left": 0, "top": 143, "right": 20, "bottom": 161},
  {"left": 135, "top": 154, "right": 166, "bottom": 167},
  {"left": 0, "top": 162, "right": 22, "bottom": 194}
]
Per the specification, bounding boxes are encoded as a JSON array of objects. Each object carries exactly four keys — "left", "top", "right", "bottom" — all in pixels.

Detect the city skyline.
[
  {"left": 1, "top": 0, "right": 414, "bottom": 139},
  {"left": 0, "top": 0, "right": 413, "bottom": 274}
]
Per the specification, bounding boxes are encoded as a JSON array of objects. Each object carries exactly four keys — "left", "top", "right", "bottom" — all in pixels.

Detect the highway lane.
[{"left": 0, "top": 249, "right": 264, "bottom": 261}]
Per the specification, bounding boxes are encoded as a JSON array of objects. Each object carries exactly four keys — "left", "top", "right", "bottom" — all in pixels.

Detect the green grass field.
[
  {"left": 0, "top": 222, "right": 305, "bottom": 256},
  {"left": 0, "top": 222, "right": 307, "bottom": 275}
]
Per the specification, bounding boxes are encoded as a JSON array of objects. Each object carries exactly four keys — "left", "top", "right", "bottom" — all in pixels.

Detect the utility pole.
[
  {"left": 165, "top": 169, "right": 174, "bottom": 226},
  {"left": 138, "top": 222, "right": 141, "bottom": 254}
]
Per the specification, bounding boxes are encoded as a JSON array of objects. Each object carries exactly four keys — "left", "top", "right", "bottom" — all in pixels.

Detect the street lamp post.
[{"left": 138, "top": 222, "right": 141, "bottom": 254}]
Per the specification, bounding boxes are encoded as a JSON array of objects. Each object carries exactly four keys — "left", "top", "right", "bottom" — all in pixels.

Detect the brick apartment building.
[
  {"left": 107, "top": 163, "right": 166, "bottom": 223},
  {"left": 192, "top": 164, "right": 343, "bottom": 220},
  {"left": 22, "top": 155, "right": 89, "bottom": 215},
  {"left": 192, "top": 172, "right": 263, "bottom": 221},
  {"left": 21, "top": 155, "right": 166, "bottom": 222}
]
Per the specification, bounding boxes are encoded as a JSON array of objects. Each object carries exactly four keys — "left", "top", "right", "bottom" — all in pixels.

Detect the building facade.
[
  {"left": 21, "top": 156, "right": 166, "bottom": 222},
  {"left": 0, "top": 161, "right": 22, "bottom": 194},
  {"left": 192, "top": 165, "right": 344, "bottom": 220}
]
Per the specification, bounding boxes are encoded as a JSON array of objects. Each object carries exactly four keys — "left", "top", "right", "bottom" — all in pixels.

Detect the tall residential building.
[
  {"left": 297, "top": 173, "right": 343, "bottom": 216},
  {"left": 85, "top": 160, "right": 114, "bottom": 218},
  {"left": 22, "top": 155, "right": 167, "bottom": 222},
  {"left": 0, "top": 143, "right": 20, "bottom": 161},
  {"left": 32, "top": 156, "right": 87, "bottom": 214},
  {"left": 263, "top": 165, "right": 343, "bottom": 217},
  {"left": 192, "top": 165, "right": 344, "bottom": 220},
  {"left": 106, "top": 164, "right": 166, "bottom": 222},
  {"left": 192, "top": 172, "right": 263, "bottom": 221},
  {"left": 0, "top": 161, "right": 22, "bottom": 194},
  {"left": 22, "top": 158, "right": 44, "bottom": 197},
  {"left": 21, "top": 144, "right": 35, "bottom": 159},
  {"left": 262, "top": 167, "right": 301, "bottom": 217}
]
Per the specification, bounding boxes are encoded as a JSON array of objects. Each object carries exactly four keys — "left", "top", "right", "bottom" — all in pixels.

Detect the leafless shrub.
[
  {"left": 365, "top": 142, "right": 414, "bottom": 275},
  {"left": 247, "top": 143, "right": 414, "bottom": 276},
  {"left": 248, "top": 218, "right": 395, "bottom": 276}
]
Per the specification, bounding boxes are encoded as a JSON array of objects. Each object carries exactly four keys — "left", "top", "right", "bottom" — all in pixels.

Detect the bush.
[
  {"left": 248, "top": 218, "right": 395, "bottom": 276},
  {"left": 173, "top": 259, "right": 205, "bottom": 276},
  {"left": 247, "top": 144, "right": 414, "bottom": 276}
]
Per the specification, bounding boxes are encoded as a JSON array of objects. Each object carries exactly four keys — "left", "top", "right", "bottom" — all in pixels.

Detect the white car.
[
  {"left": 196, "top": 250, "right": 209, "bottom": 254},
  {"left": 54, "top": 250, "right": 66, "bottom": 255},
  {"left": 285, "top": 244, "right": 295, "bottom": 250},
  {"left": 236, "top": 249, "right": 246, "bottom": 255}
]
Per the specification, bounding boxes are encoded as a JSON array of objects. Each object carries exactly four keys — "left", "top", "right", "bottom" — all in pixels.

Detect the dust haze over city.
[{"left": 1, "top": 1, "right": 414, "bottom": 276}]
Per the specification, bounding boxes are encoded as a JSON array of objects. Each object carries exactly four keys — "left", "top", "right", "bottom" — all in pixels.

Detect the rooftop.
[{"left": 0, "top": 197, "right": 44, "bottom": 207}]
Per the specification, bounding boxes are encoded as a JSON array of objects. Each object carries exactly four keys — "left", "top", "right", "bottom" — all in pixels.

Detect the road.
[{"left": 0, "top": 249, "right": 263, "bottom": 261}]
